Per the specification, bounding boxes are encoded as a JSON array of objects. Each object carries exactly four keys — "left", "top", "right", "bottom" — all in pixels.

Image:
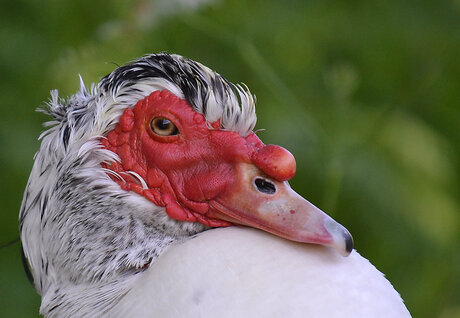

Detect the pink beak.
[{"left": 208, "top": 158, "right": 353, "bottom": 257}]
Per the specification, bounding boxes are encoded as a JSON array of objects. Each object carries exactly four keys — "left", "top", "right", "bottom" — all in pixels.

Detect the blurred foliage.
[{"left": 0, "top": 0, "right": 459, "bottom": 317}]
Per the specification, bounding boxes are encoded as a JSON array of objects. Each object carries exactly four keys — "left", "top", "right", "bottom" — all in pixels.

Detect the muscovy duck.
[{"left": 20, "top": 53, "right": 411, "bottom": 317}]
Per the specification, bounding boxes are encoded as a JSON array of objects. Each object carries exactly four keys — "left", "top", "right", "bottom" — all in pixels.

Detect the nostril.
[{"left": 254, "top": 177, "right": 276, "bottom": 195}]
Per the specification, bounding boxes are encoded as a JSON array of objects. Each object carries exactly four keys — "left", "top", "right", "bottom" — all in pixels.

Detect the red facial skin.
[
  {"left": 101, "top": 90, "right": 295, "bottom": 228},
  {"left": 100, "top": 90, "right": 353, "bottom": 257}
]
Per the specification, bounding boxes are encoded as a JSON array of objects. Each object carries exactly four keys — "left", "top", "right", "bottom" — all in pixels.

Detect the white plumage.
[
  {"left": 115, "top": 227, "right": 410, "bottom": 318},
  {"left": 20, "top": 53, "right": 411, "bottom": 317}
]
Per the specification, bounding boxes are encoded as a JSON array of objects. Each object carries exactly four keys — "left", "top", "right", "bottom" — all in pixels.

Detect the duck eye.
[{"left": 150, "top": 117, "right": 179, "bottom": 136}]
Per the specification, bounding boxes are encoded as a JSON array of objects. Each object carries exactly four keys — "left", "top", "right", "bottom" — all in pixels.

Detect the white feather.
[{"left": 113, "top": 227, "right": 411, "bottom": 318}]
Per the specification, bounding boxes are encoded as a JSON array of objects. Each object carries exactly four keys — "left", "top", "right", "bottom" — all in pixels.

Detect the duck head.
[{"left": 101, "top": 87, "right": 353, "bottom": 256}]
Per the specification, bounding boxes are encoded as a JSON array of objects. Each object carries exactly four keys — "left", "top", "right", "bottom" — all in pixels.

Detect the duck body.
[
  {"left": 116, "top": 227, "right": 410, "bottom": 318},
  {"left": 38, "top": 227, "right": 410, "bottom": 318},
  {"left": 19, "top": 53, "right": 411, "bottom": 317}
]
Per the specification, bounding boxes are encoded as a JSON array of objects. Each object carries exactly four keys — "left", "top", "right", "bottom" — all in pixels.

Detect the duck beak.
[{"left": 209, "top": 163, "right": 353, "bottom": 257}]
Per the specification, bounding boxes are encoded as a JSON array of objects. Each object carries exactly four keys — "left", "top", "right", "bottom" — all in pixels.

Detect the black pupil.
[
  {"left": 157, "top": 118, "right": 171, "bottom": 130},
  {"left": 254, "top": 178, "right": 276, "bottom": 194}
]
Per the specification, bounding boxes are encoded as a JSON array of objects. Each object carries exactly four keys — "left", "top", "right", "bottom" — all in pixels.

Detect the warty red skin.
[{"left": 102, "top": 89, "right": 296, "bottom": 228}]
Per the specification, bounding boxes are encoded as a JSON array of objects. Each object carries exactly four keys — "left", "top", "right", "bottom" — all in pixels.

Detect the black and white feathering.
[
  {"left": 19, "top": 53, "right": 256, "bottom": 316},
  {"left": 19, "top": 53, "right": 411, "bottom": 318}
]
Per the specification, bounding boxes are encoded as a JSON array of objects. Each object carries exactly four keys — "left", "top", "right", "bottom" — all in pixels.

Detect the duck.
[{"left": 19, "top": 53, "right": 411, "bottom": 317}]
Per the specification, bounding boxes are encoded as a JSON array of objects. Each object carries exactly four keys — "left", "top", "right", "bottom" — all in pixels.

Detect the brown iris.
[{"left": 150, "top": 117, "right": 179, "bottom": 136}]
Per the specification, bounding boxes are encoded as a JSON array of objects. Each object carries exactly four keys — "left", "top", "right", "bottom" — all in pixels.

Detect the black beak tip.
[{"left": 345, "top": 231, "right": 354, "bottom": 255}]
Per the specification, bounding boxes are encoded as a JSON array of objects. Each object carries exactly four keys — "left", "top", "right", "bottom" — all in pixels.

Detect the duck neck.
[{"left": 20, "top": 152, "right": 206, "bottom": 315}]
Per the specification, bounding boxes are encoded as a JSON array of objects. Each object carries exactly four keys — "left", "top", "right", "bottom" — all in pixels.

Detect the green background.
[{"left": 1, "top": 0, "right": 458, "bottom": 317}]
